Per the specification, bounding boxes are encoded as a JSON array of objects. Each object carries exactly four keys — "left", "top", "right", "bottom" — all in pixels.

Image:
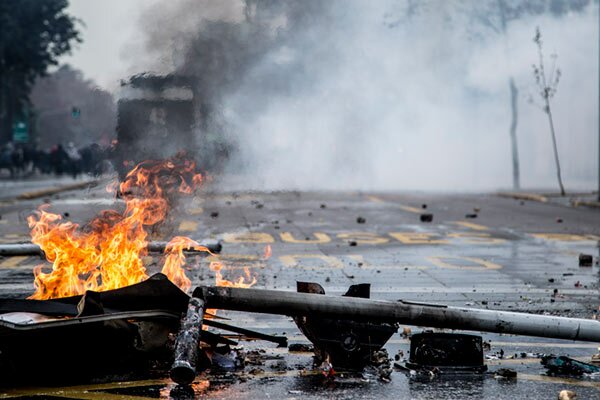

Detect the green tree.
[{"left": 0, "top": 0, "right": 81, "bottom": 144}]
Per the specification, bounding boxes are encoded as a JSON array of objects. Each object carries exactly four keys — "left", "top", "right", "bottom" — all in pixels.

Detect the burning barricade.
[{"left": 0, "top": 156, "right": 599, "bottom": 389}]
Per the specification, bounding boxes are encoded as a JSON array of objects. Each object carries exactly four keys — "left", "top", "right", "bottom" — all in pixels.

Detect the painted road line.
[
  {"left": 188, "top": 207, "right": 204, "bottom": 215},
  {"left": 16, "top": 180, "right": 98, "bottom": 200},
  {"left": 0, "top": 256, "right": 28, "bottom": 268},
  {"left": 498, "top": 192, "right": 548, "bottom": 203},
  {"left": 451, "top": 221, "right": 489, "bottom": 231},
  {"left": 519, "top": 373, "right": 600, "bottom": 388},
  {"left": 366, "top": 195, "right": 384, "bottom": 203},
  {"left": 366, "top": 195, "right": 423, "bottom": 213},
  {"left": 178, "top": 220, "right": 199, "bottom": 232}
]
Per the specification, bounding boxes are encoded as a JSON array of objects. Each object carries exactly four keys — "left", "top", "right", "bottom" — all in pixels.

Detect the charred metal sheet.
[{"left": 406, "top": 332, "right": 487, "bottom": 374}]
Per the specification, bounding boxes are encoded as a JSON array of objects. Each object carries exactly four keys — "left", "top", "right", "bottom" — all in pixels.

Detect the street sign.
[{"left": 12, "top": 120, "right": 29, "bottom": 143}]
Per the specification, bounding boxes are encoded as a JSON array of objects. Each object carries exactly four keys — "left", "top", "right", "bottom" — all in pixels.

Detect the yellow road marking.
[
  {"left": 366, "top": 195, "right": 384, "bottom": 203},
  {"left": 427, "top": 256, "right": 503, "bottom": 270},
  {"left": 451, "top": 221, "right": 489, "bottom": 231},
  {"left": 178, "top": 220, "right": 198, "bottom": 232},
  {"left": 224, "top": 232, "right": 275, "bottom": 243},
  {"left": 389, "top": 232, "right": 448, "bottom": 244},
  {"left": 447, "top": 232, "right": 506, "bottom": 244},
  {"left": 188, "top": 207, "right": 204, "bottom": 215},
  {"left": 337, "top": 232, "right": 389, "bottom": 245},
  {"left": 279, "top": 254, "right": 343, "bottom": 268},
  {"left": 280, "top": 232, "right": 331, "bottom": 244},
  {"left": 367, "top": 195, "right": 423, "bottom": 213},
  {"left": 519, "top": 373, "right": 600, "bottom": 388},
  {"left": 398, "top": 204, "right": 423, "bottom": 213},
  {"left": 0, "top": 378, "right": 170, "bottom": 399},
  {"left": 531, "top": 233, "right": 592, "bottom": 242},
  {"left": 0, "top": 256, "right": 28, "bottom": 268}
]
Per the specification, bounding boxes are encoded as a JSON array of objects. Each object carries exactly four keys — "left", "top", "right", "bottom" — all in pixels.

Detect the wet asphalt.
[{"left": 0, "top": 178, "right": 598, "bottom": 399}]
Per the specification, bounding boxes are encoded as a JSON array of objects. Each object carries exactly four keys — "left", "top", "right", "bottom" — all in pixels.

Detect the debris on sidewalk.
[
  {"left": 493, "top": 368, "right": 517, "bottom": 379},
  {"left": 578, "top": 254, "right": 593, "bottom": 267},
  {"left": 420, "top": 213, "right": 433, "bottom": 222},
  {"left": 558, "top": 390, "right": 577, "bottom": 400},
  {"left": 541, "top": 355, "right": 600, "bottom": 376}
]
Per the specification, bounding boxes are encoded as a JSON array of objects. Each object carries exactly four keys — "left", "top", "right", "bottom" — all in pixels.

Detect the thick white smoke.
[{"left": 133, "top": 0, "right": 599, "bottom": 192}]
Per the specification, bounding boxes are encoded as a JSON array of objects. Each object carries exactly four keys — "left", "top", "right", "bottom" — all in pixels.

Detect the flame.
[
  {"left": 28, "top": 157, "right": 204, "bottom": 300},
  {"left": 263, "top": 244, "right": 272, "bottom": 260},
  {"left": 209, "top": 261, "right": 257, "bottom": 288}
]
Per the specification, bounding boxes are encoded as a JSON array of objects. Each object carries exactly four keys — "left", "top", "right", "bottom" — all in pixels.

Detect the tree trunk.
[
  {"left": 509, "top": 77, "right": 520, "bottom": 189},
  {"left": 546, "top": 100, "right": 565, "bottom": 195}
]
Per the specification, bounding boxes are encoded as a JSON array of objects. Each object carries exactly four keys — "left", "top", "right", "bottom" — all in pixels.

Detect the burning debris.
[{"left": 26, "top": 156, "right": 208, "bottom": 299}]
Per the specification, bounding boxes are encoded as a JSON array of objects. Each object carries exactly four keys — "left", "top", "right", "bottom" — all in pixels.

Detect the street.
[{"left": 0, "top": 179, "right": 598, "bottom": 399}]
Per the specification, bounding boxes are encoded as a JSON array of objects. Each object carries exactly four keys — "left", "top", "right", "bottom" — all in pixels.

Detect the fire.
[
  {"left": 28, "top": 157, "right": 205, "bottom": 300},
  {"left": 263, "top": 244, "right": 272, "bottom": 260},
  {"left": 209, "top": 261, "right": 256, "bottom": 288}
]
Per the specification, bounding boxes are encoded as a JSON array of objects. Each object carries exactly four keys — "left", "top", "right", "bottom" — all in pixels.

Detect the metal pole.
[
  {"left": 0, "top": 241, "right": 222, "bottom": 257},
  {"left": 170, "top": 296, "right": 205, "bottom": 385},
  {"left": 198, "top": 286, "right": 600, "bottom": 342}
]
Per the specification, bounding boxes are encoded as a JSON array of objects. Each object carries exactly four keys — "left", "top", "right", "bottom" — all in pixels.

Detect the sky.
[{"left": 62, "top": 0, "right": 157, "bottom": 91}]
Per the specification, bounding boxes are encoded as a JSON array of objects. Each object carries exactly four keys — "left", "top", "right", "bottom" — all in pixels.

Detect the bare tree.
[{"left": 531, "top": 27, "right": 564, "bottom": 195}]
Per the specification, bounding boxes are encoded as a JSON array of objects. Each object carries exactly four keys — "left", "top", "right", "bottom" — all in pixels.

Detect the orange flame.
[
  {"left": 28, "top": 157, "right": 204, "bottom": 300},
  {"left": 263, "top": 244, "right": 272, "bottom": 260},
  {"left": 209, "top": 261, "right": 257, "bottom": 288}
]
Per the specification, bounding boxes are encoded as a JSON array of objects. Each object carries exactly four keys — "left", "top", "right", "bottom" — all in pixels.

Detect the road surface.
[{"left": 0, "top": 178, "right": 598, "bottom": 399}]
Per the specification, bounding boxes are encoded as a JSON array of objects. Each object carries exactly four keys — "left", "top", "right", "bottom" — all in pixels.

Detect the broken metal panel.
[{"left": 407, "top": 332, "right": 487, "bottom": 373}]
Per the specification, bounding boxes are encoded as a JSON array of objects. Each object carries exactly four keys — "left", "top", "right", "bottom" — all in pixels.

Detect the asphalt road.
[{"left": 0, "top": 179, "right": 598, "bottom": 399}]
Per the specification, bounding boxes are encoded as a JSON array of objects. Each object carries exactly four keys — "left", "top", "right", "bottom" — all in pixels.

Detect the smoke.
[{"left": 131, "top": 0, "right": 598, "bottom": 191}]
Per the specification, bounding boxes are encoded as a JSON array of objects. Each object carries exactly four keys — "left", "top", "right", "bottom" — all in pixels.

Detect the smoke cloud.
[{"left": 130, "top": 0, "right": 599, "bottom": 192}]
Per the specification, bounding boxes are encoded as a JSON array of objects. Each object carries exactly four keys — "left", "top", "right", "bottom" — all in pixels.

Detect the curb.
[
  {"left": 17, "top": 180, "right": 99, "bottom": 200},
  {"left": 571, "top": 199, "right": 600, "bottom": 209},
  {"left": 497, "top": 192, "right": 548, "bottom": 203}
]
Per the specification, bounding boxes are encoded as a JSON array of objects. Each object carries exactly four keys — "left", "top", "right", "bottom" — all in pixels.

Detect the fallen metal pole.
[
  {"left": 203, "top": 318, "right": 288, "bottom": 347},
  {"left": 170, "top": 296, "right": 205, "bottom": 385},
  {"left": 197, "top": 286, "right": 600, "bottom": 342},
  {"left": 0, "top": 241, "right": 222, "bottom": 257}
]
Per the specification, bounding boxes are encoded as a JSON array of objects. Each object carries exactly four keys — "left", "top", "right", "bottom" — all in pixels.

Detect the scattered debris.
[
  {"left": 574, "top": 281, "right": 582, "bottom": 288},
  {"left": 465, "top": 213, "right": 478, "bottom": 219},
  {"left": 319, "top": 359, "right": 335, "bottom": 378},
  {"left": 556, "top": 217, "right": 563, "bottom": 223},
  {"left": 403, "top": 332, "right": 488, "bottom": 373},
  {"left": 210, "top": 211, "right": 219, "bottom": 218},
  {"left": 288, "top": 343, "right": 313, "bottom": 352},
  {"left": 473, "top": 207, "right": 481, "bottom": 213},
  {"left": 541, "top": 355, "right": 600, "bottom": 375},
  {"left": 320, "top": 204, "right": 326, "bottom": 209},
  {"left": 420, "top": 213, "right": 433, "bottom": 223},
  {"left": 63, "top": 212, "right": 70, "bottom": 218},
  {"left": 349, "top": 241, "right": 357, "bottom": 247},
  {"left": 548, "top": 278, "right": 555, "bottom": 283},
  {"left": 578, "top": 253, "right": 593, "bottom": 267},
  {"left": 356, "top": 216, "right": 366, "bottom": 224},
  {"left": 494, "top": 368, "right": 517, "bottom": 379},
  {"left": 558, "top": 390, "right": 577, "bottom": 400},
  {"left": 421, "top": 204, "right": 427, "bottom": 209}
]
